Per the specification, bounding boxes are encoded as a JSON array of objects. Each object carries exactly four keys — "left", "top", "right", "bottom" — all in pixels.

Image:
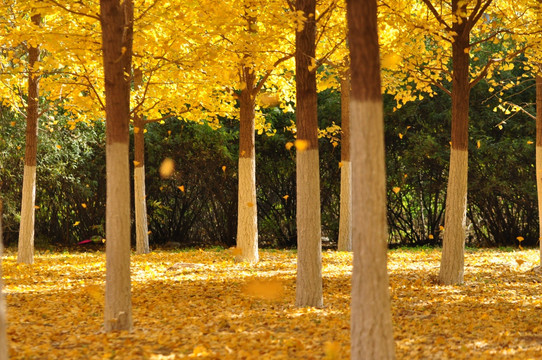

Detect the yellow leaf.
[
  {"left": 516, "top": 236, "right": 524, "bottom": 242},
  {"left": 159, "top": 158, "right": 175, "bottom": 178},
  {"left": 191, "top": 345, "right": 210, "bottom": 356},
  {"left": 283, "top": 195, "right": 289, "bottom": 200},
  {"left": 527, "top": 141, "right": 534, "bottom": 145},
  {"left": 10, "top": 121, "right": 15, "bottom": 126},
  {"left": 428, "top": 234, "right": 434, "bottom": 239},
  {"left": 477, "top": 140, "right": 481, "bottom": 149},
  {"left": 439, "top": 225, "right": 444, "bottom": 231},
  {"left": 178, "top": 185, "right": 185, "bottom": 192},
  {"left": 81, "top": 203, "right": 87, "bottom": 208},
  {"left": 247, "top": 202, "right": 254, "bottom": 207},
  {"left": 222, "top": 165, "right": 227, "bottom": 173},
  {"left": 381, "top": 53, "right": 401, "bottom": 70},
  {"left": 294, "top": 139, "right": 309, "bottom": 151},
  {"left": 243, "top": 278, "right": 284, "bottom": 300},
  {"left": 134, "top": 127, "right": 140, "bottom": 134},
  {"left": 34, "top": 205, "right": 40, "bottom": 209},
  {"left": 392, "top": 187, "right": 400, "bottom": 194},
  {"left": 56, "top": 144, "right": 62, "bottom": 149},
  {"left": 398, "top": 133, "right": 403, "bottom": 139},
  {"left": 133, "top": 161, "right": 140, "bottom": 166},
  {"left": 324, "top": 341, "right": 342, "bottom": 360},
  {"left": 74, "top": 221, "right": 80, "bottom": 226},
  {"left": 285, "top": 142, "right": 294, "bottom": 150},
  {"left": 338, "top": 161, "right": 343, "bottom": 168}
]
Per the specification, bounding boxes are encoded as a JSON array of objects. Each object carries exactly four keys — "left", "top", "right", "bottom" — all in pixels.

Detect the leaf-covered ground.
[{"left": 3, "top": 247, "right": 542, "bottom": 359}]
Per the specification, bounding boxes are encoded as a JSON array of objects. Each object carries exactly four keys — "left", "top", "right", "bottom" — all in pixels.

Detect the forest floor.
[{"left": 3, "top": 246, "right": 542, "bottom": 359}]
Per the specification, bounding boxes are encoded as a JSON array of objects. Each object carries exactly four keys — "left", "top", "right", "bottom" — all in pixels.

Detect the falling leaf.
[
  {"left": 516, "top": 259, "right": 525, "bottom": 266},
  {"left": 81, "top": 203, "right": 87, "bottom": 208},
  {"left": 74, "top": 221, "right": 80, "bottom": 226},
  {"left": 294, "top": 139, "right": 309, "bottom": 151},
  {"left": 392, "top": 187, "right": 400, "bottom": 194},
  {"left": 34, "top": 205, "right": 40, "bottom": 209},
  {"left": 428, "top": 235, "right": 434, "bottom": 239},
  {"left": 381, "top": 53, "right": 401, "bottom": 69},
  {"left": 10, "top": 121, "right": 15, "bottom": 126},
  {"left": 134, "top": 127, "right": 140, "bottom": 134},
  {"left": 439, "top": 225, "right": 445, "bottom": 231},
  {"left": 159, "top": 158, "right": 175, "bottom": 178},
  {"left": 133, "top": 161, "right": 140, "bottom": 166},
  {"left": 527, "top": 141, "right": 534, "bottom": 145},
  {"left": 247, "top": 202, "right": 254, "bottom": 207},
  {"left": 338, "top": 162, "right": 343, "bottom": 169},
  {"left": 476, "top": 140, "right": 481, "bottom": 149},
  {"left": 285, "top": 142, "right": 294, "bottom": 150},
  {"left": 398, "top": 133, "right": 403, "bottom": 139},
  {"left": 222, "top": 165, "right": 227, "bottom": 173},
  {"left": 56, "top": 144, "right": 62, "bottom": 149},
  {"left": 283, "top": 195, "right": 289, "bottom": 200},
  {"left": 178, "top": 185, "right": 185, "bottom": 192},
  {"left": 517, "top": 236, "right": 524, "bottom": 242}
]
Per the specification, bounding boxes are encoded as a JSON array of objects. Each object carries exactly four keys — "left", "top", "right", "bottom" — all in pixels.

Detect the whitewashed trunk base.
[
  {"left": 134, "top": 165, "right": 149, "bottom": 254},
  {"left": 18, "top": 164, "right": 37, "bottom": 264},
  {"left": 338, "top": 161, "right": 352, "bottom": 251},
  {"left": 236, "top": 157, "right": 258, "bottom": 263},
  {"left": 350, "top": 100, "right": 395, "bottom": 359},
  {"left": 104, "top": 142, "right": 133, "bottom": 332},
  {"left": 295, "top": 148, "right": 323, "bottom": 307},
  {"left": 439, "top": 148, "right": 468, "bottom": 285}
]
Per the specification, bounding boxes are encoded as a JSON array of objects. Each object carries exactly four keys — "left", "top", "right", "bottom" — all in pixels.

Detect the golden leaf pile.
[{"left": 3, "top": 248, "right": 542, "bottom": 358}]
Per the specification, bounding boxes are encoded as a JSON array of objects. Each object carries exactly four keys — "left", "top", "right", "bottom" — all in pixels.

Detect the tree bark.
[
  {"left": 338, "top": 72, "right": 352, "bottom": 252},
  {"left": 536, "top": 73, "right": 542, "bottom": 263},
  {"left": 347, "top": 0, "right": 395, "bottom": 358},
  {"left": 133, "top": 68, "right": 149, "bottom": 255},
  {"left": 0, "top": 198, "right": 8, "bottom": 359},
  {"left": 18, "top": 14, "right": 41, "bottom": 265},
  {"left": 295, "top": 0, "right": 323, "bottom": 308},
  {"left": 439, "top": 2, "right": 470, "bottom": 285},
  {"left": 101, "top": 0, "right": 134, "bottom": 332},
  {"left": 237, "top": 66, "right": 259, "bottom": 263}
]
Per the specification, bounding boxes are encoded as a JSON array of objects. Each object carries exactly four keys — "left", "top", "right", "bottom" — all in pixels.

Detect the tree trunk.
[
  {"left": 347, "top": 0, "right": 395, "bottom": 358},
  {"left": 100, "top": 0, "right": 133, "bottom": 332},
  {"left": 439, "top": 6, "right": 470, "bottom": 285},
  {"left": 537, "top": 73, "right": 542, "bottom": 263},
  {"left": 0, "top": 198, "right": 8, "bottom": 359},
  {"left": 295, "top": 0, "right": 323, "bottom": 308},
  {"left": 236, "top": 66, "right": 259, "bottom": 263},
  {"left": 133, "top": 68, "right": 149, "bottom": 255},
  {"left": 337, "top": 72, "right": 352, "bottom": 252},
  {"left": 17, "top": 14, "right": 41, "bottom": 265}
]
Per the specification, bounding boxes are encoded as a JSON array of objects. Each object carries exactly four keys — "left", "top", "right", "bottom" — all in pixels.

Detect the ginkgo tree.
[
  {"left": 381, "top": 0, "right": 535, "bottom": 284},
  {"left": 0, "top": 1, "right": 86, "bottom": 263}
]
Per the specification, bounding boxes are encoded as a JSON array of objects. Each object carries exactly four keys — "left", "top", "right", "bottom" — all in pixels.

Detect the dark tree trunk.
[
  {"left": 295, "top": 0, "right": 323, "bottom": 308},
  {"left": 347, "top": 0, "right": 395, "bottom": 358},
  {"left": 18, "top": 14, "right": 41, "bottom": 265},
  {"left": 236, "top": 66, "right": 259, "bottom": 263},
  {"left": 100, "top": 0, "right": 134, "bottom": 332},
  {"left": 439, "top": 0, "right": 470, "bottom": 285}
]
